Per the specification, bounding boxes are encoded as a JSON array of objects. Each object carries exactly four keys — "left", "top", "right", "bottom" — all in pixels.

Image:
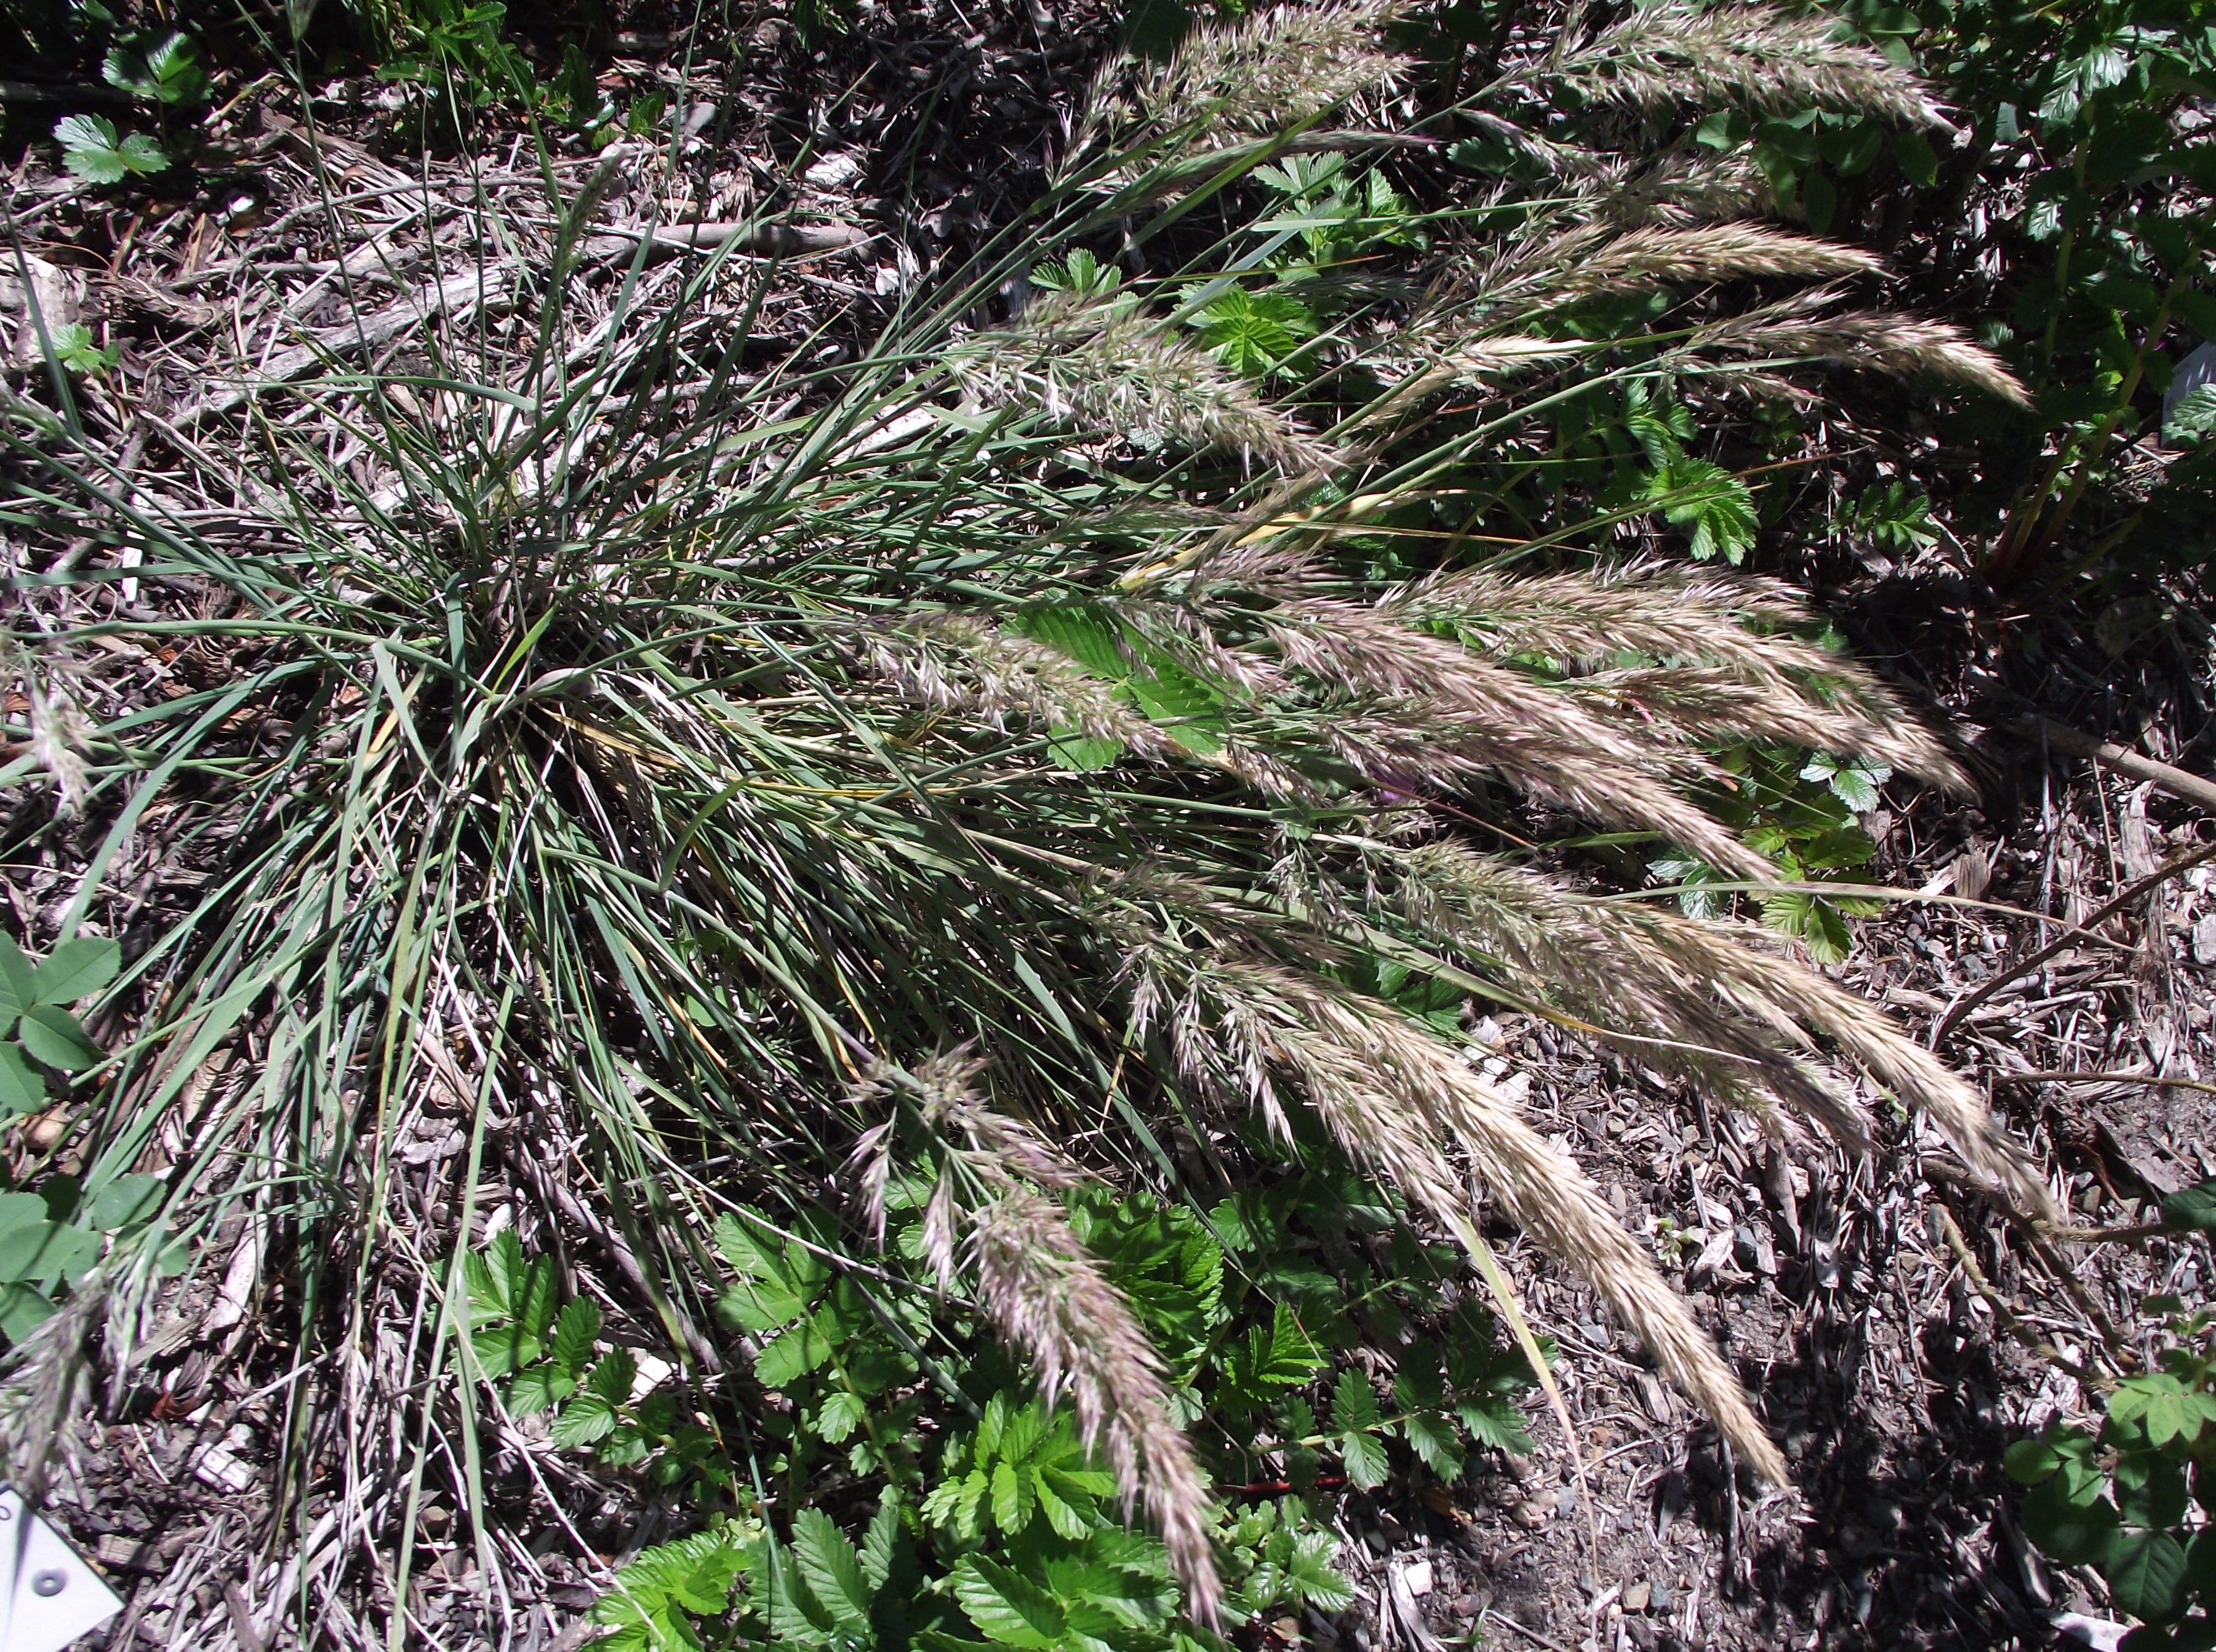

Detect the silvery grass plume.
[
  {"left": 1117, "top": 920, "right": 1790, "bottom": 1484},
  {"left": 953, "top": 290, "right": 1337, "bottom": 471},
  {"left": 1374, "top": 563, "right": 1974, "bottom": 787},
  {"left": 855, "top": 1052, "right": 1221, "bottom": 1622},
  {"left": 1074, "top": 0, "right": 1409, "bottom": 163},
  {"left": 1693, "top": 298, "right": 2033, "bottom": 406},
  {"left": 1383, "top": 842, "right": 2060, "bottom": 1220},
  {"left": 21, "top": 661, "right": 93, "bottom": 818},
  {"left": 971, "top": 1192, "right": 1222, "bottom": 1625},
  {"left": 1533, "top": 1, "right": 1954, "bottom": 132}
]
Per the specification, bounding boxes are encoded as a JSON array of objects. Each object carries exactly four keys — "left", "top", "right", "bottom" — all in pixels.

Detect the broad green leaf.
[
  {"left": 0, "top": 1219, "right": 99, "bottom": 1285},
  {"left": 1893, "top": 128, "right": 1939, "bottom": 187},
  {"left": 791, "top": 1508, "right": 874, "bottom": 1624},
  {"left": 470, "top": 1325, "right": 540, "bottom": 1379},
  {"left": 2003, "top": 1438, "right": 2062, "bottom": 1484},
  {"left": 504, "top": 1366, "right": 574, "bottom": 1416},
  {"left": 1340, "top": 1426, "right": 1390, "bottom": 1491},
  {"left": 0, "top": 938, "right": 33, "bottom": 1029},
  {"left": 1017, "top": 606, "right": 1131, "bottom": 680},
  {"left": 513, "top": 1254, "right": 560, "bottom": 1339},
  {"left": 1046, "top": 729, "right": 1124, "bottom": 773},
  {"left": 2107, "top": 1531, "right": 2190, "bottom": 1624},
  {"left": 817, "top": 1388, "right": 866, "bottom": 1443},
  {"left": 31, "top": 938, "right": 119, "bottom": 1006},
  {"left": 83, "top": 1173, "right": 164, "bottom": 1231},
  {"left": 2160, "top": 1178, "right": 2216, "bottom": 1235},
  {"left": 1185, "top": 286, "right": 1317, "bottom": 378},
  {"left": 0, "top": 1284, "right": 53, "bottom": 1343},
  {"left": 1332, "top": 1369, "right": 1383, "bottom": 1433},
  {"left": 1457, "top": 1394, "right": 1534, "bottom": 1455},
  {"left": 585, "top": 1347, "right": 637, "bottom": 1405},
  {"left": 2023, "top": 1479, "right": 2119, "bottom": 1567},
  {"left": 17, "top": 1008, "right": 100, "bottom": 1073},
  {"left": 0, "top": 1045, "right": 48, "bottom": 1116},
  {"left": 54, "top": 116, "right": 126, "bottom": 183},
  {"left": 114, "top": 133, "right": 170, "bottom": 175}
]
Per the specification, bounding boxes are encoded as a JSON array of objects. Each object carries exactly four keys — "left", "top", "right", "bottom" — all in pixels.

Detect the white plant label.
[{"left": 0, "top": 1489, "right": 122, "bottom": 1652}]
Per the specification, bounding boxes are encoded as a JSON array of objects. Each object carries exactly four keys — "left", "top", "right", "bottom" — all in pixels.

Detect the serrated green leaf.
[
  {"left": 1340, "top": 1426, "right": 1391, "bottom": 1490},
  {"left": 861, "top": 1497, "right": 902, "bottom": 1591},
  {"left": 504, "top": 1366, "right": 573, "bottom": 1416},
  {"left": 469, "top": 1324, "right": 540, "bottom": 1379},
  {"left": 953, "top": 1555, "right": 1065, "bottom": 1648},
  {"left": 514, "top": 1254, "right": 560, "bottom": 1339},
  {"left": 114, "top": 133, "right": 170, "bottom": 174},
  {"left": 585, "top": 1346, "right": 636, "bottom": 1405},
  {"left": 548, "top": 1296, "right": 601, "bottom": 1378},
  {"left": 551, "top": 1391, "right": 617, "bottom": 1447},
  {"left": 18, "top": 1008, "right": 101, "bottom": 1073},
  {"left": 1332, "top": 1368, "right": 1383, "bottom": 1433},
  {"left": 756, "top": 1318, "right": 833, "bottom": 1386},
  {"left": 817, "top": 1388, "right": 866, "bottom": 1443},
  {"left": 1401, "top": 1410, "right": 1464, "bottom": 1479},
  {"left": 1016, "top": 606, "right": 1131, "bottom": 680},
  {"left": 992, "top": 1458, "right": 1036, "bottom": 1533},
  {"left": 792, "top": 1508, "right": 875, "bottom": 1623}
]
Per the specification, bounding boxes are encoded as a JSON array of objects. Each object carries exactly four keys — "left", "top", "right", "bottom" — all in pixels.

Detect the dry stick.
[
  {"left": 1989, "top": 1069, "right": 2216, "bottom": 1097},
  {"left": 581, "top": 220, "right": 872, "bottom": 263},
  {"left": 1932, "top": 839, "right": 2216, "bottom": 1046},
  {"left": 2016, "top": 715, "right": 2216, "bottom": 815}
]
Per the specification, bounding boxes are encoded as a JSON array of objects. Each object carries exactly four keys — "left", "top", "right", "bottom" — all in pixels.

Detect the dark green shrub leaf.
[
  {"left": 2161, "top": 1178, "right": 2216, "bottom": 1235},
  {"left": 2023, "top": 1479, "right": 2120, "bottom": 1566},
  {"left": 0, "top": 1045, "right": 48, "bottom": 1116},
  {"left": 1893, "top": 128, "right": 1939, "bottom": 186},
  {"left": 0, "top": 1284, "right": 53, "bottom": 1342},
  {"left": 2109, "top": 1531, "right": 2191, "bottom": 1625},
  {"left": 83, "top": 1173, "right": 163, "bottom": 1231},
  {"left": 18, "top": 1007, "right": 101, "bottom": 1073},
  {"left": 31, "top": 937, "right": 120, "bottom": 1007},
  {"left": 2004, "top": 1438, "right": 2063, "bottom": 1484}
]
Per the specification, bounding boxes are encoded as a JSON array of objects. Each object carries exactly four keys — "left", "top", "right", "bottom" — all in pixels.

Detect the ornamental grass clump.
[{"left": 3, "top": 0, "right": 2051, "bottom": 1632}]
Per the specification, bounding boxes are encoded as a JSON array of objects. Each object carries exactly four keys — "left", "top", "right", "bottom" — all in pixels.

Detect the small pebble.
[
  {"left": 1622, "top": 1582, "right": 1651, "bottom": 1613},
  {"left": 1403, "top": 1560, "right": 1433, "bottom": 1597}
]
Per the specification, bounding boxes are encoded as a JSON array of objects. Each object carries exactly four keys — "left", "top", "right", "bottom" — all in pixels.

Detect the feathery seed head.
[
  {"left": 969, "top": 1191, "right": 1223, "bottom": 1622},
  {"left": 1545, "top": 3, "right": 1953, "bottom": 131},
  {"left": 956, "top": 291, "right": 1337, "bottom": 469}
]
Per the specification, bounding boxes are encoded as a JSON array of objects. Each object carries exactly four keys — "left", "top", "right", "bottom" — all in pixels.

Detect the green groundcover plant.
[{"left": 1, "top": 0, "right": 2065, "bottom": 1638}]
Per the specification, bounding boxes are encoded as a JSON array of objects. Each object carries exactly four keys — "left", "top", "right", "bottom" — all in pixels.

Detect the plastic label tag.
[{"left": 0, "top": 1488, "right": 122, "bottom": 1652}]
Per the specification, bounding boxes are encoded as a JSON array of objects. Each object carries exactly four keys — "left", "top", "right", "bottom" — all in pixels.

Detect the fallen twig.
[
  {"left": 1933, "top": 840, "right": 2216, "bottom": 1044},
  {"left": 2018, "top": 715, "right": 2216, "bottom": 815}
]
